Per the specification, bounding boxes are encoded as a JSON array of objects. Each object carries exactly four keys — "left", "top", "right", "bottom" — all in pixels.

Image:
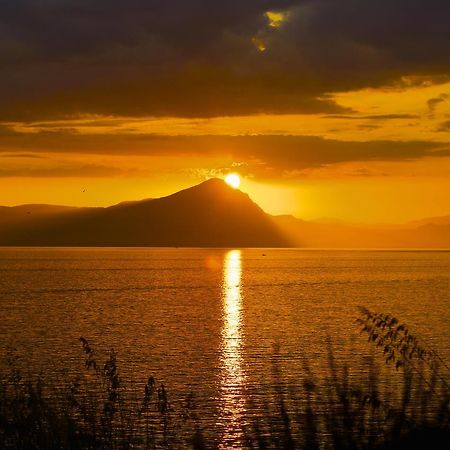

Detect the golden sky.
[{"left": 1, "top": 1, "right": 449, "bottom": 223}]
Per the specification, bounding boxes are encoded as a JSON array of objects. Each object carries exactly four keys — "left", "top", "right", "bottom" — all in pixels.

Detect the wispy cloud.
[{"left": 0, "top": 164, "right": 134, "bottom": 178}]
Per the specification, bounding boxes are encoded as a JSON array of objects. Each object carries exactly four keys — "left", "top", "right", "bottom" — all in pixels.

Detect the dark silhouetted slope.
[
  {"left": 0, "top": 179, "right": 289, "bottom": 247},
  {"left": 0, "top": 204, "right": 78, "bottom": 226},
  {"left": 1, "top": 180, "right": 449, "bottom": 248}
]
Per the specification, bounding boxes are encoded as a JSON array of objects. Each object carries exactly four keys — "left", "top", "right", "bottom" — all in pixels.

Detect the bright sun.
[{"left": 225, "top": 173, "right": 241, "bottom": 189}]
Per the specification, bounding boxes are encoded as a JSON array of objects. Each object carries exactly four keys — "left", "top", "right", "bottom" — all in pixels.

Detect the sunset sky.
[{"left": 1, "top": 0, "right": 449, "bottom": 223}]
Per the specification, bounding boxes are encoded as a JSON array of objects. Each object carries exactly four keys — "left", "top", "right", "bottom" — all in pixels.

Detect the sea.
[{"left": 1, "top": 248, "right": 449, "bottom": 445}]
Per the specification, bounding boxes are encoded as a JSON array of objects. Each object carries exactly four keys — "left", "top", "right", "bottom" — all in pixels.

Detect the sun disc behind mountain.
[{"left": 224, "top": 173, "right": 241, "bottom": 189}]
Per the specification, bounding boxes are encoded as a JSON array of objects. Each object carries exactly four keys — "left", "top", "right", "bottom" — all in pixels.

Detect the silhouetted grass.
[
  {"left": 0, "top": 338, "right": 205, "bottom": 449},
  {"left": 0, "top": 309, "right": 449, "bottom": 449},
  {"left": 241, "top": 308, "right": 450, "bottom": 449}
]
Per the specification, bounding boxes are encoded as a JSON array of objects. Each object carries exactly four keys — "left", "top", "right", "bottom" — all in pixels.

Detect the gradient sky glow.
[{"left": 1, "top": 0, "right": 449, "bottom": 222}]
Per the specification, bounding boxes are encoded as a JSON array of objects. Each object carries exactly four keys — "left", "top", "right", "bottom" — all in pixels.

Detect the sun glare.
[{"left": 225, "top": 173, "right": 241, "bottom": 189}]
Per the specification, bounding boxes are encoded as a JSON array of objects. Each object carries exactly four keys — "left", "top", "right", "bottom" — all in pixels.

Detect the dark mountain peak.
[
  {"left": 168, "top": 177, "right": 245, "bottom": 197},
  {"left": 158, "top": 177, "right": 255, "bottom": 209},
  {"left": 107, "top": 178, "right": 257, "bottom": 216},
  {"left": 196, "top": 177, "right": 226, "bottom": 188},
  {"left": 0, "top": 179, "right": 288, "bottom": 247}
]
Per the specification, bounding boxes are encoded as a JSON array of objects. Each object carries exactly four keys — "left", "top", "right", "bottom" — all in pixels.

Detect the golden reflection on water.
[{"left": 220, "top": 249, "right": 245, "bottom": 448}]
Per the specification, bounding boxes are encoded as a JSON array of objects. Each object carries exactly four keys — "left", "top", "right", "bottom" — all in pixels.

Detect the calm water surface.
[{"left": 1, "top": 248, "right": 449, "bottom": 445}]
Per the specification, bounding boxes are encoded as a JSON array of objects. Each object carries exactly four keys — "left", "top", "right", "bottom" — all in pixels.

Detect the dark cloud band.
[
  {"left": 1, "top": 130, "right": 449, "bottom": 176},
  {"left": 0, "top": 0, "right": 449, "bottom": 120}
]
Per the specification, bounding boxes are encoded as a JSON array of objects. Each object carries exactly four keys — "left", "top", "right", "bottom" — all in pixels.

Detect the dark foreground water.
[{"left": 1, "top": 248, "right": 449, "bottom": 446}]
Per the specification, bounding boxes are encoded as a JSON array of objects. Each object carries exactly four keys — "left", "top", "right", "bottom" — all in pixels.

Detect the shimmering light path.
[{"left": 219, "top": 250, "right": 245, "bottom": 448}]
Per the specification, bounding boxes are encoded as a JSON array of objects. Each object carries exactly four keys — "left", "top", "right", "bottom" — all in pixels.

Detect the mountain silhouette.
[
  {"left": 0, "top": 179, "right": 289, "bottom": 247},
  {"left": 1, "top": 179, "right": 450, "bottom": 248}
]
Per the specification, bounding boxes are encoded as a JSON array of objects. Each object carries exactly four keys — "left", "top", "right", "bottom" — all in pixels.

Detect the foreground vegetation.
[{"left": 0, "top": 308, "right": 449, "bottom": 449}]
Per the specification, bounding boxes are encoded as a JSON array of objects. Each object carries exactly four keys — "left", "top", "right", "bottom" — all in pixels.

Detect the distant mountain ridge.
[
  {"left": 407, "top": 215, "right": 450, "bottom": 227},
  {"left": 0, "top": 179, "right": 449, "bottom": 248},
  {"left": 273, "top": 215, "right": 450, "bottom": 249}
]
